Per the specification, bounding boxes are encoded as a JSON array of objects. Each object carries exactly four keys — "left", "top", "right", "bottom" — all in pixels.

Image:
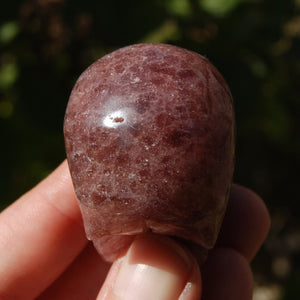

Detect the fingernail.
[{"left": 112, "top": 235, "right": 192, "bottom": 300}]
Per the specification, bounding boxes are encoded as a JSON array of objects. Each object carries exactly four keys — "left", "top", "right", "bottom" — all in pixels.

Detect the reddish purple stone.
[{"left": 64, "top": 43, "right": 235, "bottom": 262}]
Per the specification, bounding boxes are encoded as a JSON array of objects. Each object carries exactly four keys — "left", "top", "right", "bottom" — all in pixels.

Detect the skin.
[{"left": 0, "top": 160, "right": 270, "bottom": 300}]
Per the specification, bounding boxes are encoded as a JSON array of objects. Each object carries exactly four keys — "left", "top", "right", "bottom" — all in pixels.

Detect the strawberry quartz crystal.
[{"left": 64, "top": 43, "right": 235, "bottom": 263}]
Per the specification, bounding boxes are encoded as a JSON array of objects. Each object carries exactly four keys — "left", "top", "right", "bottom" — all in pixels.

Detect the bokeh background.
[{"left": 1, "top": 0, "right": 299, "bottom": 298}]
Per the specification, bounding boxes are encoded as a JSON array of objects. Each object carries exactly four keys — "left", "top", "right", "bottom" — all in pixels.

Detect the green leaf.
[
  {"left": 158, "top": 0, "right": 191, "bottom": 17},
  {"left": 140, "top": 20, "right": 180, "bottom": 43},
  {"left": 200, "top": 0, "right": 245, "bottom": 17},
  {"left": 0, "top": 62, "right": 19, "bottom": 89},
  {"left": 0, "top": 21, "right": 19, "bottom": 44}
]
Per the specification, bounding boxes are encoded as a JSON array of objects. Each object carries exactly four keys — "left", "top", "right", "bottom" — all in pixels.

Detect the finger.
[
  {"left": 217, "top": 184, "right": 271, "bottom": 261},
  {"left": 97, "top": 234, "right": 201, "bottom": 300},
  {"left": 0, "top": 160, "right": 88, "bottom": 300},
  {"left": 37, "top": 242, "right": 110, "bottom": 300},
  {"left": 201, "top": 247, "right": 253, "bottom": 300}
]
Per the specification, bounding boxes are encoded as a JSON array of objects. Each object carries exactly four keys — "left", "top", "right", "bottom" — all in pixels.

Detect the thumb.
[{"left": 97, "top": 234, "right": 201, "bottom": 300}]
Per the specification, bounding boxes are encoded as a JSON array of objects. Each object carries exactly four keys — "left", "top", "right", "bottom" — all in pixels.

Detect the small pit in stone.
[{"left": 111, "top": 116, "right": 124, "bottom": 123}]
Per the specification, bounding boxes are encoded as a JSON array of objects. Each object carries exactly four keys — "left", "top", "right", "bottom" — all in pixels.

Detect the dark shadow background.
[{"left": 1, "top": 0, "right": 299, "bottom": 298}]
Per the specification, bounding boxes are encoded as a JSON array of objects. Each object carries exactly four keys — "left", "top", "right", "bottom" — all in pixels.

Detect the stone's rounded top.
[{"left": 64, "top": 43, "right": 235, "bottom": 262}]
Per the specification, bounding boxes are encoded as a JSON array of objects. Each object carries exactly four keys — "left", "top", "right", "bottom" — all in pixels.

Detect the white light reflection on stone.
[{"left": 103, "top": 110, "right": 126, "bottom": 128}]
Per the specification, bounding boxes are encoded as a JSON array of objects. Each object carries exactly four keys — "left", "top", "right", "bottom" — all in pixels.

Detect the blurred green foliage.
[{"left": 0, "top": 0, "right": 299, "bottom": 297}]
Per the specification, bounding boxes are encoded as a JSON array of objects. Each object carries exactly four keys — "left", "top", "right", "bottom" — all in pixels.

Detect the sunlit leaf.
[
  {"left": 158, "top": 0, "right": 191, "bottom": 17},
  {"left": 140, "top": 20, "right": 180, "bottom": 43},
  {"left": 200, "top": 0, "right": 245, "bottom": 16},
  {"left": 0, "top": 62, "right": 19, "bottom": 89},
  {"left": 0, "top": 21, "right": 19, "bottom": 44}
]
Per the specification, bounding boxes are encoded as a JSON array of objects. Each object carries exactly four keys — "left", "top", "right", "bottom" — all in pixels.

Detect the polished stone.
[{"left": 64, "top": 43, "right": 235, "bottom": 262}]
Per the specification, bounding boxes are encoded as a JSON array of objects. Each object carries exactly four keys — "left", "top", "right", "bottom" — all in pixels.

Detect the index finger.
[{"left": 0, "top": 160, "right": 88, "bottom": 299}]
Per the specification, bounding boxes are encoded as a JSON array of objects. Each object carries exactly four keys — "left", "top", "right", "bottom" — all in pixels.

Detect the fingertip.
[
  {"left": 179, "top": 260, "right": 202, "bottom": 300},
  {"left": 218, "top": 184, "right": 271, "bottom": 261},
  {"left": 97, "top": 234, "right": 201, "bottom": 300},
  {"left": 201, "top": 247, "right": 253, "bottom": 300},
  {"left": 232, "top": 184, "right": 271, "bottom": 233}
]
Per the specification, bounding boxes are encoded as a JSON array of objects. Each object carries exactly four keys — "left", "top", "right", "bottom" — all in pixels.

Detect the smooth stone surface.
[{"left": 64, "top": 43, "right": 235, "bottom": 262}]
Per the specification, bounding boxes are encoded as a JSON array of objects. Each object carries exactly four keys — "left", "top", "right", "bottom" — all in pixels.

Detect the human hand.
[{"left": 0, "top": 160, "right": 270, "bottom": 300}]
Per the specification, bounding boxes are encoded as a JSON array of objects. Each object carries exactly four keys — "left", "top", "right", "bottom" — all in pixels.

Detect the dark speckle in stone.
[
  {"left": 135, "top": 94, "right": 151, "bottom": 114},
  {"left": 164, "top": 129, "right": 192, "bottom": 147}
]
